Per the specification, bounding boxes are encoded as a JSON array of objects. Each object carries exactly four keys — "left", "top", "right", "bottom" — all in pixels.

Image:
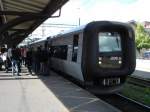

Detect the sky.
[{"left": 31, "top": 0, "right": 150, "bottom": 39}]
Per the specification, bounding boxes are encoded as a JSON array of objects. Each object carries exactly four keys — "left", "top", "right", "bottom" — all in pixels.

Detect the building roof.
[{"left": 0, "top": 0, "right": 68, "bottom": 47}]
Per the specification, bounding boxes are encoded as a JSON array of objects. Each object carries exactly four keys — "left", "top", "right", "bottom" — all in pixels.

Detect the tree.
[{"left": 135, "top": 23, "right": 150, "bottom": 52}]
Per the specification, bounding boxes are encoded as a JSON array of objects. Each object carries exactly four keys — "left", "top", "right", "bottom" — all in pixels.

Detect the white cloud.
[
  {"left": 77, "top": 0, "right": 150, "bottom": 22},
  {"left": 32, "top": 0, "right": 150, "bottom": 38},
  {"left": 127, "top": 0, "right": 150, "bottom": 21}
]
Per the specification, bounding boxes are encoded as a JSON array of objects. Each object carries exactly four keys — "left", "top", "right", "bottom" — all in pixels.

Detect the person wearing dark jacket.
[
  {"left": 40, "top": 47, "right": 49, "bottom": 75},
  {"left": 35, "top": 46, "right": 41, "bottom": 74},
  {"left": 26, "top": 48, "right": 33, "bottom": 74},
  {"left": 11, "top": 46, "right": 21, "bottom": 76}
]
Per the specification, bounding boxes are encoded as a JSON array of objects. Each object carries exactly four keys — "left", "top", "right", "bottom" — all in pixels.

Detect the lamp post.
[{"left": 77, "top": 8, "right": 80, "bottom": 26}]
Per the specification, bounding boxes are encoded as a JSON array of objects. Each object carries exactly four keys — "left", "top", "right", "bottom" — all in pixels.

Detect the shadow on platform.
[
  {"left": 38, "top": 71, "right": 119, "bottom": 112},
  {"left": 0, "top": 68, "right": 120, "bottom": 112}
]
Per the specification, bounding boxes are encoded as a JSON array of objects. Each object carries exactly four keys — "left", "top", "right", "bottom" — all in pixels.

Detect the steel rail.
[
  {"left": 98, "top": 93, "right": 150, "bottom": 112},
  {"left": 127, "top": 76, "right": 150, "bottom": 88}
]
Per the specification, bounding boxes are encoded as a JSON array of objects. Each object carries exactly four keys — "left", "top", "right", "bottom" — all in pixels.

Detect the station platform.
[
  {"left": 132, "top": 59, "right": 150, "bottom": 79},
  {"left": 133, "top": 70, "right": 150, "bottom": 80},
  {"left": 0, "top": 67, "right": 120, "bottom": 112}
]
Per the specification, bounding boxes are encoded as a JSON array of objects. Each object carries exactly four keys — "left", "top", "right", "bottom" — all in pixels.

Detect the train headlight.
[
  {"left": 99, "top": 61, "right": 102, "bottom": 64},
  {"left": 118, "top": 60, "right": 122, "bottom": 64}
]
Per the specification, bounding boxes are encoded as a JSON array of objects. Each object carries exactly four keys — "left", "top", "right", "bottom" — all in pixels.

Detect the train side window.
[
  {"left": 51, "top": 45, "right": 68, "bottom": 60},
  {"left": 72, "top": 34, "right": 79, "bottom": 62},
  {"left": 60, "top": 45, "right": 68, "bottom": 60}
]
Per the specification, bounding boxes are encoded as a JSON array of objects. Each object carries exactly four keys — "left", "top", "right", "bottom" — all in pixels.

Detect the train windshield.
[
  {"left": 98, "top": 32, "right": 121, "bottom": 52},
  {"left": 98, "top": 32, "right": 122, "bottom": 69}
]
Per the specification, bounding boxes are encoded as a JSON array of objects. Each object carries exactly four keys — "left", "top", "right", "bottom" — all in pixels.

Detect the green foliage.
[
  {"left": 145, "top": 87, "right": 150, "bottom": 94},
  {"left": 121, "top": 83, "right": 150, "bottom": 106},
  {"left": 135, "top": 23, "right": 150, "bottom": 51}
]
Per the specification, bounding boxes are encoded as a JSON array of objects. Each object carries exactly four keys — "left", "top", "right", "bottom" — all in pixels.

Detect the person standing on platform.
[
  {"left": 23, "top": 46, "right": 27, "bottom": 66},
  {"left": 26, "top": 47, "right": 33, "bottom": 74},
  {"left": 35, "top": 46, "right": 41, "bottom": 74},
  {"left": 40, "top": 45, "right": 49, "bottom": 76},
  {"left": 31, "top": 48, "right": 36, "bottom": 73},
  {"left": 20, "top": 46, "right": 24, "bottom": 65},
  {"left": 7, "top": 47, "right": 12, "bottom": 61},
  {"left": 11, "top": 45, "right": 21, "bottom": 76},
  {"left": 2, "top": 48, "right": 9, "bottom": 72}
]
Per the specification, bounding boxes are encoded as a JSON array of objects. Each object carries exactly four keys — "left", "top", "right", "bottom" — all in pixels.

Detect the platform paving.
[
  {"left": 133, "top": 70, "right": 150, "bottom": 80},
  {"left": 0, "top": 67, "right": 121, "bottom": 112}
]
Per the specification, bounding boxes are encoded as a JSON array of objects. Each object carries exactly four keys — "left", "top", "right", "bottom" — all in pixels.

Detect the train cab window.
[
  {"left": 72, "top": 34, "right": 79, "bottom": 62},
  {"left": 98, "top": 32, "right": 122, "bottom": 68},
  {"left": 99, "top": 32, "right": 121, "bottom": 52}
]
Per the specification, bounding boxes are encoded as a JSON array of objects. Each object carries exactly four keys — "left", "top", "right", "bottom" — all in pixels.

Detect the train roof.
[
  {"left": 30, "top": 23, "right": 88, "bottom": 45},
  {"left": 51, "top": 24, "right": 86, "bottom": 38},
  {"left": 47, "top": 21, "right": 132, "bottom": 39},
  {"left": 30, "top": 38, "right": 46, "bottom": 45},
  {"left": 29, "top": 21, "right": 133, "bottom": 46}
]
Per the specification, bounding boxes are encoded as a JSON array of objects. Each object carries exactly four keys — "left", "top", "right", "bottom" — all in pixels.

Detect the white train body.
[{"left": 30, "top": 21, "right": 136, "bottom": 94}]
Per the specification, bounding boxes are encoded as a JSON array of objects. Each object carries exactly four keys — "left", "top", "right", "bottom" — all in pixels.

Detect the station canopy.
[{"left": 0, "top": 0, "right": 68, "bottom": 47}]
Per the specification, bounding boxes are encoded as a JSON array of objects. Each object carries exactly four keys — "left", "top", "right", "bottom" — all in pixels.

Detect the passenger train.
[{"left": 30, "top": 21, "right": 136, "bottom": 94}]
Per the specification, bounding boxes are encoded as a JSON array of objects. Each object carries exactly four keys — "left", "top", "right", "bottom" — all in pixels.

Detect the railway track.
[
  {"left": 127, "top": 76, "right": 150, "bottom": 88},
  {"left": 98, "top": 93, "right": 150, "bottom": 112}
]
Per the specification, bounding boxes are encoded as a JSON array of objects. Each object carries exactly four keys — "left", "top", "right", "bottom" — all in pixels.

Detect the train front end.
[{"left": 82, "top": 21, "right": 136, "bottom": 94}]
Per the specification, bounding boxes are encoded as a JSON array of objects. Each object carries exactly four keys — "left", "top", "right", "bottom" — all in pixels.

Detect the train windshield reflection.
[{"left": 98, "top": 32, "right": 121, "bottom": 52}]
